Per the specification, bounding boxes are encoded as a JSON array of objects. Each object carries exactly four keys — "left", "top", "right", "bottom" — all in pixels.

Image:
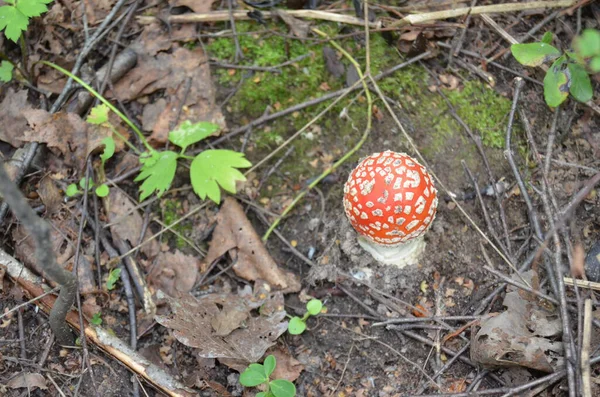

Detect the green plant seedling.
[
  {"left": 288, "top": 299, "right": 323, "bottom": 335},
  {"left": 106, "top": 268, "right": 121, "bottom": 291},
  {"left": 0, "top": 0, "right": 53, "bottom": 42},
  {"left": 0, "top": 60, "right": 14, "bottom": 82},
  {"left": 239, "top": 354, "right": 296, "bottom": 397},
  {"left": 90, "top": 312, "right": 102, "bottom": 325},
  {"left": 511, "top": 29, "right": 599, "bottom": 107}
]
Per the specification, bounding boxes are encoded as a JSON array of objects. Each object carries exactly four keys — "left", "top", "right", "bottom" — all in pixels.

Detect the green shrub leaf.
[
  {"left": 100, "top": 136, "right": 115, "bottom": 165},
  {"left": 511, "top": 42, "right": 560, "bottom": 66},
  {"left": 106, "top": 268, "right": 121, "bottom": 290},
  {"left": 574, "top": 29, "right": 600, "bottom": 59},
  {"left": 190, "top": 149, "right": 251, "bottom": 203},
  {"left": 590, "top": 56, "right": 600, "bottom": 73},
  {"left": 543, "top": 59, "right": 569, "bottom": 107},
  {"left": 135, "top": 150, "right": 178, "bottom": 201},
  {"left": 269, "top": 379, "right": 296, "bottom": 397},
  {"left": 541, "top": 31, "right": 553, "bottom": 44},
  {"left": 239, "top": 366, "right": 268, "bottom": 387},
  {"left": 0, "top": 60, "right": 14, "bottom": 82},
  {"left": 306, "top": 299, "right": 323, "bottom": 316},
  {"left": 16, "top": 0, "right": 52, "bottom": 18},
  {"left": 0, "top": 5, "right": 29, "bottom": 42},
  {"left": 169, "top": 120, "right": 220, "bottom": 153},
  {"left": 567, "top": 63, "right": 593, "bottom": 103},
  {"left": 287, "top": 317, "right": 306, "bottom": 335},
  {"left": 264, "top": 355, "right": 276, "bottom": 377},
  {"left": 87, "top": 104, "right": 109, "bottom": 125}
]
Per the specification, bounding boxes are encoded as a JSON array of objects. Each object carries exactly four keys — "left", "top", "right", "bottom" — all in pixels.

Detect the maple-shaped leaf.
[
  {"left": 135, "top": 150, "right": 178, "bottom": 201},
  {"left": 87, "top": 104, "right": 109, "bottom": 125},
  {"left": 190, "top": 149, "right": 251, "bottom": 203},
  {"left": 0, "top": 5, "right": 29, "bottom": 42},
  {"left": 16, "top": 0, "right": 51, "bottom": 18},
  {"left": 169, "top": 120, "right": 220, "bottom": 153}
]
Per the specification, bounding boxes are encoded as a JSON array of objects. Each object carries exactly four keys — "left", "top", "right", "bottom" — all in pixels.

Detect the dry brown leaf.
[
  {"left": 20, "top": 110, "right": 113, "bottom": 173},
  {"left": 147, "top": 250, "right": 200, "bottom": 296},
  {"left": 7, "top": 372, "right": 47, "bottom": 390},
  {"left": 105, "top": 189, "right": 159, "bottom": 260},
  {"left": 172, "top": 0, "right": 215, "bottom": 13},
  {"left": 273, "top": 9, "right": 310, "bottom": 38},
  {"left": 203, "top": 197, "right": 300, "bottom": 292},
  {"left": 267, "top": 348, "right": 304, "bottom": 382},
  {"left": 37, "top": 175, "right": 62, "bottom": 215},
  {"left": 155, "top": 285, "right": 287, "bottom": 363},
  {"left": 0, "top": 89, "right": 33, "bottom": 147}
]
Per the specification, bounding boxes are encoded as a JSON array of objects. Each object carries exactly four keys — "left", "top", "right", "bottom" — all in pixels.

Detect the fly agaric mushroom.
[{"left": 343, "top": 151, "right": 438, "bottom": 267}]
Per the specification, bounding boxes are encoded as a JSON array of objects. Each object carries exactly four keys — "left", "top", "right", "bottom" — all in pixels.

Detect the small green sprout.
[
  {"left": 288, "top": 299, "right": 323, "bottom": 335},
  {"left": 90, "top": 312, "right": 102, "bottom": 325},
  {"left": 239, "top": 354, "right": 296, "bottom": 397},
  {"left": 106, "top": 268, "right": 121, "bottom": 291},
  {"left": 511, "top": 29, "right": 599, "bottom": 107}
]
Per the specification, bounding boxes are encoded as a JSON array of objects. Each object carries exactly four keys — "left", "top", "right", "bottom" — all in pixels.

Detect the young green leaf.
[
  {"left": 541, "top": 31, "right": 553, "bottom": 44},
  {"left": 574, "top": 29, "right": 600, "bottom": 59},
  {"left": 543, "top": 58, "right": 569, "bottom": 107},
  {"left": 169, "top": 120, "right": 220, "bottom": 153},
  {"left": 306, "top": 299, "right": 323, "bottom": 316},
  {"left": 264, "top": 355, "right": 276, "bottom": 378},
  {"left": 0, "top": 60, "right": 14, "bottom": 82},
  {"left": 567, "top": 63, "right": 593, "bottom": 103},
  {"left": 66, "top": 184, "right": 80, "bottom": 197},
  {"left": 269, "top": 379, "right": 296, "bottom": 397},
  {"left": 135, "top": 150, "right": 178, "bottom": 201},
  {"left": 0, "top": 0, "right": 52, "bottom": 42},
  {"left": 99, "top": 136, "right": 115, "bottom": 165},
  {"left": 90, "top": 312, "right": 102, "bottom": 325},
  {"left": 288, "top": 317, "right": 306, "bottom": 335},
  {"left": 106, "top": 268, "right": 121, "bottom": 290},
  {"left": 590, "top": 56, "right": 600, "bottom": 73},
  {"left": 87, "top": 104, "right": 110, "bottom": 125},
  {"left": 256, "top": 393, "right": 268, "bottom": 397},
  {"left": 511, "top": 42, "right": 560, "bottom": 67},
  {"left": 190, "top": 149, "right": 251, "bottom": 203},
  {"left": 239, "top": 366, "right": 268, "bottom": 387},
  {"left": 95, "top": 184, "right": 110, "bottom": 197},
  {"left": 79, "top": 177, "right": 95, "bottom": 190}
]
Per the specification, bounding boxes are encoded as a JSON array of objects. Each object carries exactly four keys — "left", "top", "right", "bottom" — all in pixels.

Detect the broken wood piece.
[
  {"left": 0, "top": 248, "right": 197, "bottom": 397},
  {"left": 563, "top": 277, "right": 600, "bottom": 291}
]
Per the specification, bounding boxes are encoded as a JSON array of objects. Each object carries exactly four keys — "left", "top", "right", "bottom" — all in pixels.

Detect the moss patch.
[{"left": 161, "top": 199, "right": 192, "bottom": 250}]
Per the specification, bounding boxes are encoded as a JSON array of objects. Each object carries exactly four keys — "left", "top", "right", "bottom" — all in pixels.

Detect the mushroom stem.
[{"left": 357, "top": 236, "right": 426, "bottom": 268}]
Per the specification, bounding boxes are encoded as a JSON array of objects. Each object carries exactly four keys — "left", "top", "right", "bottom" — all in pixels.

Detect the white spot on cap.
[
  {"left": 394, "top": 192, "right": 402, "bottom": 202},
  {"left": 406, "top": 220, "right": 419, "bottom": 230},
  {"left": 404, "top": 206, "right": 412, "bottom": 215},
  {"left": 405, "top": 191, "right": 414, "bottom": 201},
  {"left": 360, "top": 212, "right": 368, "bottom": 219},
  {"left": 372, "top": 209, "right": 383, "bottom": 217},
  {"left": 366, "top": 201, "right": 374, "bottom": 208}
]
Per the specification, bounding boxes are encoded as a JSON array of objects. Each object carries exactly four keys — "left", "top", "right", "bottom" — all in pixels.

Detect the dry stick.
[
  {"left": 0, "top": 162, "right": 76, "bottom": 346},
  {"left": 137, "top": 9, "right": 381, "bottom": 28},
  {"left": 0, "top": 287, "right": 60, "bottom": 320},
  {"left": 372, "top": 315, "right": 483, "bottom": 327},
  {"left": 447, "top": 0, "right": 478, "bottom": 67},
  {"left": 388, "top": 0, "right": 576, "bottom": 27},
  {"left": 582, "top": 299, "right": 593, "bottom": 397},
  {"left": 542, "top": 111, "right": 577, "bottom": 397},
  {"left": 0, "top": 253, "right": 196, "bottom": 397},
  {"left": 482, "top": 265, "right": 558, "bottom": 305},
  {"left": 227, "top": 0, "right": 243, "bottom": 62}
]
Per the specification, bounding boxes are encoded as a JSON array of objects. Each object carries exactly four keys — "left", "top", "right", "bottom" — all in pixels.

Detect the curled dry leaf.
[
  {"left": 0, "top": 89, "right": 32, "bottom": 148},
  {"left": 203, "top": 197, "right": 300, "bottom": 292},
  {"left": 155, "top": 283, "right": 287, "bottom": 363},
  {"left": 147, "top": 250, "right": 200, "bottom": 297},
  {"left": 267, "top": 348, "right": 304, "bottom": 382},
  {"left": 471, "top": 270, "right": 563, "bottom": 372},
  {"left": 7, "top": 372, "right": 47, "bottom": 390}
]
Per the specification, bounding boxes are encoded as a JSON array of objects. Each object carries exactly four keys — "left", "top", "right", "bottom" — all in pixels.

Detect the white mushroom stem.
[{"left": 357, "top": 236, "right": 426, "bottom": 268}]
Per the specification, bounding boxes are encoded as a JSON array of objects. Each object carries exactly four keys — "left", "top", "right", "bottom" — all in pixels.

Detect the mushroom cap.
[{"left": 343, "top": 151, "right": 438, "bottom": 246}]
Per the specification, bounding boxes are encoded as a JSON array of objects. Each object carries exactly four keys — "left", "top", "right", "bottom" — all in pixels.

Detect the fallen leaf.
[
  {"left": 155, "top": 285, "right": 287, "bottom": 363},
  {"left": 7, "top": 372, "right": 47, "bottom": 390},
  {"left": 37, "top": 175, "right": 62, "bottom": 215},
  {"left": 147, "top": 250, "right": 200, "bottom": 296},
  {"left": 267, "top": 348, "right": 304, "bottom": 382},
  {"left": 323, "top": 46, "right": 344, "bottom": 78},
  {"left": 172, "top": 0, "right": 215, "bottom": 13},
  {"left": 0, "top": 89, "right": 33, "bottom": 147},
  {"left": 273, "top": 9, "right": 310, "bottom": 38},
  {"left": 202, "top": 198, "right": 300, "bottom": 292}
]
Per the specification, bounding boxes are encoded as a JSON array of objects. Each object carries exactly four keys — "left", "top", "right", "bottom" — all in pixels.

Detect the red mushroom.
[{"left": 343, "top": 151, "right": 438, "bottom": 267}]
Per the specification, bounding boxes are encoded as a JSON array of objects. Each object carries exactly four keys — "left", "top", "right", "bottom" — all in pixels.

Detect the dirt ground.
[{"left": 1, "top": 0, "right": 600, "bottom": 396}]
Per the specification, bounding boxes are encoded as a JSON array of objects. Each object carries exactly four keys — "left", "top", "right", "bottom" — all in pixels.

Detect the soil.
[{"left": 2, "top": 1, "right": 600, "bottom": 397}]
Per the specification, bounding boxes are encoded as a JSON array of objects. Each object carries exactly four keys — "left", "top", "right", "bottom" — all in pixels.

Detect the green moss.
[{"left": 161, "top": 199, "right": 192, "bottom": 249}]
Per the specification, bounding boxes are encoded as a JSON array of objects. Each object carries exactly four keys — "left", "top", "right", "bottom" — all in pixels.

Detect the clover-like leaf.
[
  {"left": 90, "top": 312, "right": 102, "bottom": 326},
  {"left": 270, "top": 379, "right": 296, "bottom": 397},
  {"left": 543, "top": 58, "right": 569, "bottom": 107},
  {"left": 287, "top": 317, "right": 306, "bottom": 335},
  {"left": 190, "top": 149, "right": 251, "bottom": 204},
  {"left": 264, "top": 355, "right": 276, "bottom": 378},
  {"left": 567, "top": 63, "right": 593, "bottom": 103},
  {"left": 240, "top": 365, "right": 268, "bottom": 387},
  {"left": 0, "top": 60, "right": 14, "bottom": 82},
  {"left": 95, "top": 184, "right": 110, "bottom": 197},
  {"left": 79, "top": 177, "right": 95, "bottom": 190},
  {"left": 169, "top": 120, "right": 220, "bottom": 153},
  {"left": 65, "top": 184, "right": 80, "bottom": 197},
  {"left": 135, "top": 150, "right": 178, "bottom": 201},
  {"left": 87, "top": 104, "right": 109, "bottom": 125},
  {"left": 590, "top": 56, "right": 600, "bottom": 73},
  {"left": 99, "top": 136, "right": 115, "bottom": 165},
  {"left": 511, "top": 42, "right": 561, "bottom": 67},
  {"left": 306, "top": 299, "right": 323, "bottom": 316},
  {"left": 574, "top": 29, "right": 600, "bottom": 59}
]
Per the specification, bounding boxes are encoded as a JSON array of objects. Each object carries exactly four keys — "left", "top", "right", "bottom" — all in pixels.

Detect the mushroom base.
[{"left": 357, "top": 236, "right": 426, "bottom": 268}]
